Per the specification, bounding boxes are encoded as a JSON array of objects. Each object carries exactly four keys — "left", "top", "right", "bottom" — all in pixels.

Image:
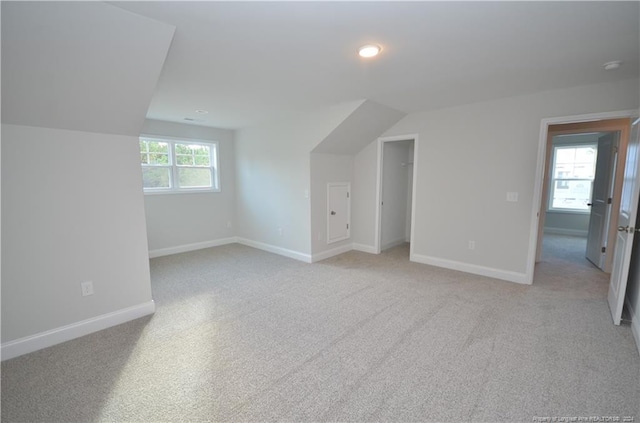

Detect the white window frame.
[
  {"left": 140, "top": 135, "right": 220, "bottom": 194},
  {"left": 548, "top": 142, "right": 597, "bottom": 213}
]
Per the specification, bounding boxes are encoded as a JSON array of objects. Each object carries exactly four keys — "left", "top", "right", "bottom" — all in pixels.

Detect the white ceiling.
[
  {"left": 112, "top": 1, "right": 640, "bottom": 130},
  {"left": 4, "top": 2, "right": 639, "bottom": 132}
]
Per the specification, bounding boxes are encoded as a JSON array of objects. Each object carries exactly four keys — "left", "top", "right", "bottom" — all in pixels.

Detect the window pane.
[
  {"left": 575, "top": 147, "right": 596, "bottom": 163},
  {"left": 550, "top": 144, "right": 597, "bottom": 211},
  {"left": 194, "top": 154, "right": 210, "bottom": 166},
  {"left": 148, "top": 153, "right": 169, "bottom": 165},
  {"left": 176, "top": 154, "right": 193, "bottom": 166},
  {"left": 553, "top": 146, "right": 597, "bottom": 178},
  {"left": 148, "top": 141, "right": 169, "bottom": 154},
  {"left": 142, "top": 167, "right": 171, "bottom": 189},
  {"left": 175, "top": 143, "right": 211, "bottom": 167},
  {"left": 551, "top": 180, "right": 592, "bottom": 210},
  {"left": 178, "top": 168, "right": 212, "bottom": 188},
  {"left": 175, "top": 143, "right": 190, "bottom": 154},
  {"left": 140, "top": 140, "right": 170, "bottom": 165},
  {"left": 555, "top": 148, "right": 576, "bottom": 164}
]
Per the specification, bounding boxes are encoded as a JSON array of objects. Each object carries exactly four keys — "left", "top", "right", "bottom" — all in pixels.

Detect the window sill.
[{"left": 144, "top": 189, "right": 221, "bottom": 196}]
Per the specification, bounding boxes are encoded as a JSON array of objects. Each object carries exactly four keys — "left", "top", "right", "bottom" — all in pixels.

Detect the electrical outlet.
[
  {"left": 277, "top": 227, "right": 283, "bottom": 236},
  {"left": 81, "top": 281, "right": 94, "bottom": 297},
  {"left": 468, "top": 241, "right": 475, "bottom": 250},
  {"left": 506, "top": 192, "right": 519, "bottom": 202}
]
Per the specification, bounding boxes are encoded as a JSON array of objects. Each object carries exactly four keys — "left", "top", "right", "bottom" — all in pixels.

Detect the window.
[
  {"left": 139, "top": 137, "right": 219, "bottom": 193},
  {"left": 549, "top": 144, "right": 597, "bottom": 212}
]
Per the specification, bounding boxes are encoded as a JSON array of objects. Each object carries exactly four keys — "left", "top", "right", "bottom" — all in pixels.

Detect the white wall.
[
  {"left": 1, "top": 124, "right": 153, "bottom": 344},
  {"left": 352, "top": 140, "right": 379, "bottom": 249},
  {"left": 352, "top": 78, "right": 639, "bottom": 282},
  {"left": 544, "top": 212, "right": 590, "bottom": 236},
  {"left": 310, "top": 153, "right": 354, "bottom": 257},
  {"left": 381, "top": 141, "right": 412, "bottom": 250},
  {"left": 140, "top": 120, "right": 236, "bottom": 254},
  {"left": 235, "top": 102, "right": 361, "bottom": 257}
]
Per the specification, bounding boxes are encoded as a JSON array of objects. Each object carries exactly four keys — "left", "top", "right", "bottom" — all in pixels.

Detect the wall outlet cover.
[{"left": 81, "top": 281, "right": 94, "bottom": 297}]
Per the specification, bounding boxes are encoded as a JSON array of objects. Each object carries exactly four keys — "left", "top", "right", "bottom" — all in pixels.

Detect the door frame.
[
  {"left": 527, "top": 110, "right": 637, "bottom": 284},
  {"left": 375, "top": 134, "right": 419, "bottom": 255}
]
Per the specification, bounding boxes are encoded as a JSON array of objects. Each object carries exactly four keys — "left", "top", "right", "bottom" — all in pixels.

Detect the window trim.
[
  {"left": 547, "top": 142, "right": 597, "bottom": 214},
  {"left": 140, "top": 135, "right": 220, "bottom": 194}
]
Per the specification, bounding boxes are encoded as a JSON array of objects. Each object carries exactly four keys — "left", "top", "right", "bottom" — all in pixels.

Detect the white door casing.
[
  {"left": 586, "top": 133, "right": 618, "bottom": 270},
  {"left": 529, "top": 110, "right": 637, "bottom": 285},
  {"left": 327, "top": 182, "right": 350, "bottom": 244},
  {"left": 608, "top": 117, "right": 640, "bottom": 325}
]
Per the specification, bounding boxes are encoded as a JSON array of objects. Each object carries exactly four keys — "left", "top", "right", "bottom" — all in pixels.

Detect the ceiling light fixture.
[
  {"left": 603, "top": 61, "right": 622, "bottom": 71},
  {"left": 195, "top": 109, "right": 209, "bottom": 114},
  {"left": 358, "top": 44, "right": 381, "bottom": 58}
]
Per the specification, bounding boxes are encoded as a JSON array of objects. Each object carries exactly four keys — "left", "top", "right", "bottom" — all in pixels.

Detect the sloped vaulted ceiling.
[
  {"left": 1, "top": 2, "right": 175, "bottom": 136},
  {"left": 312, "top": 100, "right": 406, "bottom": 155}
]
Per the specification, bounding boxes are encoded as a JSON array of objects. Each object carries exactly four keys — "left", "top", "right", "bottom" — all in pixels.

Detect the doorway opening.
[
  {"left": 541, "top": 130, "right": 621, "bottom": 271},
  {"left": 375, "top": 135, "right": 418, "bottom": 258},
  {"left": 534, "top": 117, "right": 632, "bottom": 276}
]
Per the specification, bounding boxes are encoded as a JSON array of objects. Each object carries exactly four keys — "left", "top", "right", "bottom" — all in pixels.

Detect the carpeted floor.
[{"left": 2, "top": 237, "right": 639, "bottom": 422}]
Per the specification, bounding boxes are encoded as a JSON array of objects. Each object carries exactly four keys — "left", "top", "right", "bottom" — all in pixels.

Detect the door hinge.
[
  {"left": 347, "top": 192, "right": 350, "bottom": 198},
  {"left": 602, "top": 246, "right": 606, "bottom": 253},
  {"left": 614, "top": 146, "right": 619, "bottom": 154},
  {"left": 346, "top": 223, "right": 349, "bottom": 229},
  {"left": 608, "top": 198, "right": 612, "bottom": 204}
]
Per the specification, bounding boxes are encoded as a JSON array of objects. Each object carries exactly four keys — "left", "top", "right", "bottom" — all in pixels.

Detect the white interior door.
[
  {"left": 586, "top": 133, "right": 617, "bottom": 269},
  {"left": 327, "top": 183, "right": 350, "bottom": 244},
  {"left": 608, "top": 118, "right": 640, "bottom": 325}
]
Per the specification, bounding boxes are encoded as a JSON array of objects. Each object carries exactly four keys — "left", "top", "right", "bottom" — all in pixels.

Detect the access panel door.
[{"left": 327, "top": 183, "right": 350, "bottom": 244}]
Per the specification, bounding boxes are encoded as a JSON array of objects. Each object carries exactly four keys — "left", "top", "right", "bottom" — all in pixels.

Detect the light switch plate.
[{"left": 506, "top": 192, "right": 519, "bottom": 202}]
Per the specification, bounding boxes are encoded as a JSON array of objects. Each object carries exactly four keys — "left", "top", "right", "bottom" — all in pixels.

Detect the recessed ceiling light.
[
  {"left": 358, "top": 44, "right": 381, "bottom": 58},
  {"left": 195, "top": 109, "right": 209, "bottom": 114},
  {"left": 603, "top": 61, "right": 622, "bottom": 71}
]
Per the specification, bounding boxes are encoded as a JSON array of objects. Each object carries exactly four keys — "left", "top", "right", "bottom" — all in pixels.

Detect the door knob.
[
  {"left": 587, "top": 203, "right": 593, "bottom": 206},
  {"left": 618, "top": 225, "right": 629, "bottom": 232},
  {"left": 330, "top": 211, "right": 336, "bottom": 215}
]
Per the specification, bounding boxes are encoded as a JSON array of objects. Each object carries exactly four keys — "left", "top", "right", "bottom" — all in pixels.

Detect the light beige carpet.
[{"left": 2, "top": 238, "right": 639, "bottom": 422}]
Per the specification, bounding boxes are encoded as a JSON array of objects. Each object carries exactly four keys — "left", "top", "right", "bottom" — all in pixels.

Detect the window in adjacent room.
[
  {"left": 139, "top": 137, "right": 219, "bottom": 193},
  {"left": 548, "top": 144, "right": 597, "bottom": 212}
]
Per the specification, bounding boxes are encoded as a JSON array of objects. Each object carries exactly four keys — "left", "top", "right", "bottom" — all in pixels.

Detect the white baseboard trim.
[
  {"left": 352, "top": 243, "right": 378, "bottom": 254},
  {"left": 410, "top": 253, "right": 530, "bottom": 285},
  {"left": 236, "top": 238, "right": 312, "bottom": 263},
  {"left": 543, "top": 227, "right": 588, "bottom": 237},
  {"left": 382, "top": 238, "right": 407, "bottom": 251},
  {"left": 311, "top": 244, "right": 353, "bottom": 263},
  {"left": 149, "top": 237, "right": 238, "bottom": 258},
  {"left": 1, "top": 300, "right": 156, "bottom": 361},
  {"left": 624, "top": 297, "right": 640, "bottom": 356}
]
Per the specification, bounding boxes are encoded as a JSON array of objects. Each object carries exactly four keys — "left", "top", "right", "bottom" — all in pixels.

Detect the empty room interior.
[{"left": 2, "top": 2, "right": 640, "bottom": 422}]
